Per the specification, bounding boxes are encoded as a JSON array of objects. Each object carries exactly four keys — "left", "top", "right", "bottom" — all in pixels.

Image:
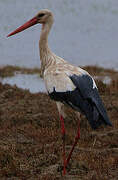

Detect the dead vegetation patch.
[
  {"left": 0, "top": 65, "right": 41, "bottom": 78},
  {"left": 0, "top": 66, "right": 118, "bottom": 179}
]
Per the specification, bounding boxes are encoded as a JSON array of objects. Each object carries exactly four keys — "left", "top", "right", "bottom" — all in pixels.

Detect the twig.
[
  {"left": 90, "top": 130, "right": 118, "bottom": 137},
  {"left": 66, "top": 146, "right": 118, "bottom": 154}
]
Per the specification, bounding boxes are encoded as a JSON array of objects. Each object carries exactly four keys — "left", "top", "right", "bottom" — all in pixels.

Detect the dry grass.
[
  {"left": 0, "top": 65, "right": 41, "bottom": 78},
  {"left": 0, "top": 66, "right": 118, "bottom": 179},
  {"left": 83, "top": 65, "right": 117, "bottom": 76}
]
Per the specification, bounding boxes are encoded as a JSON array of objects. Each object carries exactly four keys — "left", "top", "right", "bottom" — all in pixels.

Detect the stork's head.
[
  {"left": 7, "top": 9, "right": 54, "bottom": 37},
  {"left": 36, "top": 9, "right": 53, "bottom": 24}
]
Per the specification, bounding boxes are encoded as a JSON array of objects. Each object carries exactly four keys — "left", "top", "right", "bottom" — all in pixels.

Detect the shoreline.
[{"left": 0, "top": 65, "right": 118, "bottom": 78}]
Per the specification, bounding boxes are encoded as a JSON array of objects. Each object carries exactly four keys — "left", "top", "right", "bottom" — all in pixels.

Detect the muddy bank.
[
  {"left": 0, "top": 65, "right": 41, "bottom": 78},
  {"left": 0, "top": 66, "right": 118, "bottom": 179}
]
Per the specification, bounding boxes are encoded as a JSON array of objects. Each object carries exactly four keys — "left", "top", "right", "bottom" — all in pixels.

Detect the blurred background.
[{"left": 1, "top": 0, "right": 118, "bottom": 69}]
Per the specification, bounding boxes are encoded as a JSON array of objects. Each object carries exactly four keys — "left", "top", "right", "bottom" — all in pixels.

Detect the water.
[
  {"left": 1, "top": 0, "right": 118, "bottom": 70},
  {"left": 1, "top": 74, "right": 111, "bottom": 93},
  {"left": 94, "top": 75, "right": 111, "bottom": 85},
  {"left": 2, "top": 74, "right": 46, "bottom": 93}
]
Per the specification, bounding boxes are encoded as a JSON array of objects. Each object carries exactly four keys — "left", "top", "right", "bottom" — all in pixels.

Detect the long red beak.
[{"left": 7, "top": 17, "right": 38, "bottom": 37}]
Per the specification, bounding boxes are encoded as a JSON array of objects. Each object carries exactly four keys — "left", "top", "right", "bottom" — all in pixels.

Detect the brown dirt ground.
[{"left": 0, "top": 66, "right": 118, "bottom": 180}]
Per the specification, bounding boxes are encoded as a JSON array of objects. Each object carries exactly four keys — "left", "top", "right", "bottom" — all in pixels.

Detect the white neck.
[{"left": 39, "top": 20, "right": 54, "bottom": 76}]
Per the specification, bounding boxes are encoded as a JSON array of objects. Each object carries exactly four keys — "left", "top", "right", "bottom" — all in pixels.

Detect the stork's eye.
[{"left": 38, "top": 13, "right": 45, "bottom": 18}]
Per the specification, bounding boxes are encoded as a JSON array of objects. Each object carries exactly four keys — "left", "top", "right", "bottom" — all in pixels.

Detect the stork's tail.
[{"left": 86, "top": 104, "right": 112, "bottom": 129}]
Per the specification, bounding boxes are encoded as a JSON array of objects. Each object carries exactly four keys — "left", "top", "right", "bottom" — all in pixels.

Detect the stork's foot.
[{"left": 57, "top": 163, "right": 72, "bottom": 175}]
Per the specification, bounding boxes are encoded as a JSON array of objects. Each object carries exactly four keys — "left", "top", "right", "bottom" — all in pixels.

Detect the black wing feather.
[{"left": 69, "top": 74, "right": 112, "bottom": 128}]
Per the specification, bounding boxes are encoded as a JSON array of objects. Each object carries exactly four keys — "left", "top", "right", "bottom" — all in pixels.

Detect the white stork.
[{"left": 7, "top": 9, "right": 112, "bottom": 175}]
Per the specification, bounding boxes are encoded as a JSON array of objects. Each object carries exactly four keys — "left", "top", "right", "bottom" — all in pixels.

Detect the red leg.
[
  {"left": 65, "top": 118, "right": 80, "bottom": 167},
  {"left": 60, "top": 115, "right": 66, "bottom": 175}
]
